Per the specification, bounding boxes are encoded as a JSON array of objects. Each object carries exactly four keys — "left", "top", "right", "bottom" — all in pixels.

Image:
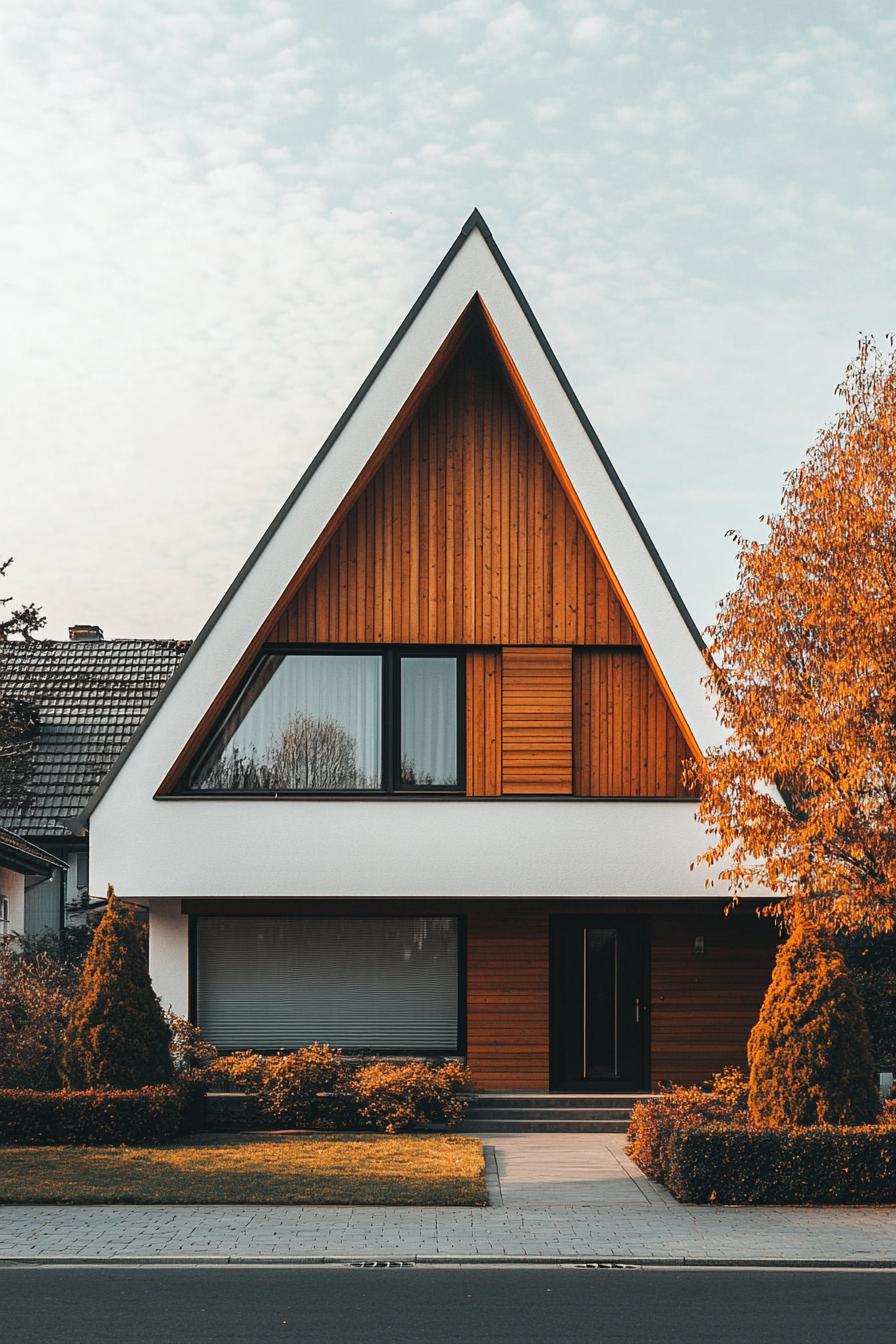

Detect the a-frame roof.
[{"left": 78, "top": 209, "right": 713, "bottom": 828}]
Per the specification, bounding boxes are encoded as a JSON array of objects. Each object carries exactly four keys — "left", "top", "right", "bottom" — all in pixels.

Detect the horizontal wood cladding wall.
[
  {"left": 466, "top": 649, "right": 502, "bottom": 796},
  {"left": 501, "top": 647, "right": 573, "bottom": 795},
  {"left": 650, "top": 911, "right": 778, "bottom": 1086},
  {"left": 465, "top": 909, "right": 550, "bottom": 1090},
  {"left": 272, "top": 335, "right": 637, "bottom": 646},
  {"left": 574, "top": 649, "right": 698, "bottom": 798}
]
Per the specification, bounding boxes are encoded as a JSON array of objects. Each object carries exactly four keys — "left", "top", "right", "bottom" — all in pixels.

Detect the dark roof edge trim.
[
  {"left": 0, "top": 828, "right": 68, "bottom": 875},
  {"left": 76, "top": 213, "right": 476, "bottom": 826},
  {"left": 77, "top": 206, "right": 703, "bottom": 827},
  {"left": 471, "top": 213, "right": 705, "bottom": 652}
]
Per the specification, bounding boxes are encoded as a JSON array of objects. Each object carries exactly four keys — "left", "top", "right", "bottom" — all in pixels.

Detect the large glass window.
[
  {"left": 190, "top": 653, "right": 383, "bottom": 791},
  {"left": 400, "top": 656, "right": 458, "bottom": 787},
  {"left": 187, "top": 649, "right": 462, "bottom": 793}
]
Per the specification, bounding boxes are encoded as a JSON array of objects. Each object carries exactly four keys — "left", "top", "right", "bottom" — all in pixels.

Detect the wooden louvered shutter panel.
[
  {"left": 501, "top": 647, "right": 573, "bottom": 795},
  {"left": 466, "top": 649, "right": 502, "bottom": 796}
]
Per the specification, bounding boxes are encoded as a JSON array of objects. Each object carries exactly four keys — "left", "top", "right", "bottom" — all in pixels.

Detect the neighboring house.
[
  {"left": 82, "top": 212, "right": 777, "bottom": 1091},
  {"left": 0, "top": 629, "right": 188, "bottom": 937},
  {"left": 0, "top": 826, "right": 67, "bottom": 941}
]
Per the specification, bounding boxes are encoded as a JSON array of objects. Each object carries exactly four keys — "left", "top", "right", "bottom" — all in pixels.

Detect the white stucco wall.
[
  {"left": 91, "top": 796, "right": 730, "bottom": 902},
  {"left": 147, "top": 898, "right": 189, "bottom": 1016},
  {"left": 0, "top": 865, "right": 25, "bottom": 938}
]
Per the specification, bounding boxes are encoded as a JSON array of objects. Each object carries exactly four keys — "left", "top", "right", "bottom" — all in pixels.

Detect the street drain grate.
[
  {"left": 350, "top": 1260, "right": 414, "bottom": 1269},
  {"left": 571, "top": 1262, "right": 642, "bottom": 1270}
]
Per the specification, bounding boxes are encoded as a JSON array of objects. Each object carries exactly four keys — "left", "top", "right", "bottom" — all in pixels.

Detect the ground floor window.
[{"left": 195, "top": 915, "right": 459, "bottom": 1051}]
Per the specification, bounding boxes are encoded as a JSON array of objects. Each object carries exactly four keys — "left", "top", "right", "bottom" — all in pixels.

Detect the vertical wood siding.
[
  {"left": 465, "top": 909, "right": 550, "bottom": 1089},
  {"left": 501, "top": 647, "right": 573, "bottom": 795},
  {"left": 272, "top": 336, "right": 637, "bottom": 646},
  {"left": 466, "top": 649, "right": 502, "bottom": 796},
  {"left": 573, "top": 648, "right": 697, "bottom": 798},
  {"left": 650, "top": 912, "right": 778, "bottom": 1086}
]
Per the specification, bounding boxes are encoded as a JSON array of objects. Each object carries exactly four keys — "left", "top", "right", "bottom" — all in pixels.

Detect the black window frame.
[{"left": 179, "top": 644, "right": 465, "bottom": 798}]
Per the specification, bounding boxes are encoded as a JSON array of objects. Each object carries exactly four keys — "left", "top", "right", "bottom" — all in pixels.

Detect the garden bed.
[{"left": 0, "top": 1132, "right": 487, "bottom": 1206}]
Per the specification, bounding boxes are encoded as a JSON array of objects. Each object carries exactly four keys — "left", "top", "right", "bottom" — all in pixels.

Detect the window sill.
[{"left": 154, "top": 791, "right": 698, "bottom": 803}]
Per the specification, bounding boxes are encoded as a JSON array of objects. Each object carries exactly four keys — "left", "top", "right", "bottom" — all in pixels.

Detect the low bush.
[
  {"left": 211, "top": 1051, "right": 268, "bottom": 1092},
  {"left": 0, "top": 1084, "right": 200, "bottom": 1147},
  {"left": 352, "top": 1060, "right": 471, "bottom": 1133},
  {"left": 627, "top": 1087, "right": 733, "bottom": 1183},
  {"left": 708, "top": 1066, "right": 749, "bottom": 1113},
  {"left": 204, "top": 1048, "right": 471, "bottom": 1133},
  {"left": 165, "top": 1012, "right": 219, "bottom": 1076},
  {"left": 0, "top": 938, "right": 82, "bottom": 1090},
  {"left": 255, "top": 1044, "right": 356, "bottom": 1129},
  {"left": 665, "top": 1124, "right": 896, "bottom": 1205}
]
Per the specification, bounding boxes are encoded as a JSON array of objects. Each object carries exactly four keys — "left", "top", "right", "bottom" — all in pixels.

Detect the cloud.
[
  {"left": 0, "top": 0, "right": 892, "bottom": 640},
  {"left": 569, "top": 13, "right": 609, "bottom": 48}
]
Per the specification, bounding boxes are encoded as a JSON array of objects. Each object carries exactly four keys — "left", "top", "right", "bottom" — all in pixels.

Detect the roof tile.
[{"left": 0, "top": 639, "right": 189, "bottom": 837}]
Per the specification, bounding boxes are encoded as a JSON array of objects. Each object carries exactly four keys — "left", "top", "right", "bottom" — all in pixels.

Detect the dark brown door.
[{"left": 550, "top": 917, "right": 648, "bottom": 1091}]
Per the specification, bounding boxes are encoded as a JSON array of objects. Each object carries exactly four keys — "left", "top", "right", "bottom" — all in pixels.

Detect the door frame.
[{"left": 549, "top": 914, "right": 650, "bottom": 1092}]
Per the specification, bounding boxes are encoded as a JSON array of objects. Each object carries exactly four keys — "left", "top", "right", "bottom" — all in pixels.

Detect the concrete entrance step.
[
  {"left": 458, "top": 1117, "right": 631, "bottom": 1133},
  {"left": 468, "top": 1106, "right": 633, "bottom": 1121},
  {"left": 460, "top": 1092, "right": 649, "bottom": 1133}
]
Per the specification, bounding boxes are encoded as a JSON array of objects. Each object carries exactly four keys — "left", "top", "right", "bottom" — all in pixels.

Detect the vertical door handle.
[{"left": 634, "top": 997, "right": 641, "bottom": 1024}]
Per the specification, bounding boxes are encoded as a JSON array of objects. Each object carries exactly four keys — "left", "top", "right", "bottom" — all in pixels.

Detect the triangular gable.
[
  {"left": 79, "top": 210, "right": 716, "bottom": 825},
  {"left": 270, "top": 314, "right": 637, "bottom": 648}
]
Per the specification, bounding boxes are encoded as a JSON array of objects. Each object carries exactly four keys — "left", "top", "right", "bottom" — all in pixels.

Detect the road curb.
[{"left": 3, "top": 1254, "right": 896, "bottom": 1269}]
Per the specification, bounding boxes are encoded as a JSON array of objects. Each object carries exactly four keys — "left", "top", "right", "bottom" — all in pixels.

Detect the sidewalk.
[{"left": 1, "top": 1135, "right": 894, "bottom": 1266}]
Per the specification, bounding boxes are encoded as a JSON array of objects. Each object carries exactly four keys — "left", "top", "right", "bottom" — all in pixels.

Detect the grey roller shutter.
[
  {"left": 196, "top": 916, "right": 458, "bottom": 1051},
  {"left": 24, "top": 876, "right": 61, "bottom": 938}
]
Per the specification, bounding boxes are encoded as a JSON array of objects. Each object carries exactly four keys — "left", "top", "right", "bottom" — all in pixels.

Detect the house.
[
  {"left": 81, "top": 212, "right": 778, "bottom": 1091},
  {"left": 0, "top": 629, "right": 188, "bottom": 937},
  {"left": 0, "top": 827, "right": 68, "bottom": 942}
]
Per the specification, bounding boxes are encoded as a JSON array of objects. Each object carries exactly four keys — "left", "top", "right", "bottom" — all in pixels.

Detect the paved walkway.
[
  {"left": 1, "top": 1135, "right": 895, "bottom": 1265},
  {"left": 483, "top": 1134, "right": 676, "bottom": 1208}
]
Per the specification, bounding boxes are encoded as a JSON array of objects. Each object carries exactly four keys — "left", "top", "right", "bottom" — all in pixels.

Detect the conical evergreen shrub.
[
  {"left": 62, "top": 886, "right": 172, "bottom": 1089},
  {"left": 747, "top": 912, "right": 879, "bottom": 1126}
]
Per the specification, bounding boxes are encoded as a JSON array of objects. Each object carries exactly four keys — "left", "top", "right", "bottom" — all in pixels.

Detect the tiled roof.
[
  {"left": 0, "top": 826, "right": 67, "bottom": 873},
  {"left": 0, "top": 639, "right": 189, "bottom": 838}
]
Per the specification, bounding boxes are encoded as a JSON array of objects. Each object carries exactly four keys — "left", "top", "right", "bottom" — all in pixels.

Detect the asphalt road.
[{"left": 0, "top": 1265, "right": 891, "bottom": 1343}]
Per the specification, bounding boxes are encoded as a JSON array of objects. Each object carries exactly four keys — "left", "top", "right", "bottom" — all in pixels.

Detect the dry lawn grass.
[{"left": 0, "top": 1132, "right": 486, "bottom": 1205}]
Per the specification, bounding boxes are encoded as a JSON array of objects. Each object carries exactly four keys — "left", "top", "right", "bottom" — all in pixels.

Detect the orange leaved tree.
[{"left": 692, "top": 335, "right": 896, "bottom": 935}]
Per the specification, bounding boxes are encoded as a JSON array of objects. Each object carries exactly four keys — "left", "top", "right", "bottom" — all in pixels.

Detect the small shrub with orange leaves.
[
  {"left": 627, "top": 1087, "right": 733, "bottom": 1184},
  {"left": 352, "top": 1059, "right": 471, "bottom": 1134},
  {"left": 214, "top": 1051, "right": 269, "bottom": 1092},
  {"left": 164, "top": 1011, "right": 219, "bottom": 1076},
  {"left": 256, "top": 1044, "right": 355, "bottom": 1129},
  {"left": 708, "top": 1066, "right": 750, "bottom": 1113}
]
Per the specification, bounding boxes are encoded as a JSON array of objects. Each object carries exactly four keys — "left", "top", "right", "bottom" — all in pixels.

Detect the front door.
[{"left": 550, "top": 917, "right": 648, "bottom": 1091}]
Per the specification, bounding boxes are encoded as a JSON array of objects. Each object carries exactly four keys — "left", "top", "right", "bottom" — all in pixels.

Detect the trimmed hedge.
[
  {"left": 665, "top": 1123, "right": 896, "bottom": 1205},
  {"left": 0, "top": 1083, "right": 204, "bottom": 1147}
]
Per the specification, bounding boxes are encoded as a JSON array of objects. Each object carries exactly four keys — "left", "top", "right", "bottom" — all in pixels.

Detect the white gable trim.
[{"left": 83, "top": 212, "right": 719, "bottom": 827}]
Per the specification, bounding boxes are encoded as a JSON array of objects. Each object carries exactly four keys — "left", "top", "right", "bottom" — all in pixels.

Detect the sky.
[{"left": 2, "top": 0, "right": 894, "bottom": 641}]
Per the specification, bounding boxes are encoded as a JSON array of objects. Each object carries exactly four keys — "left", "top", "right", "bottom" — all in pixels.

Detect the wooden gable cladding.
[
  {"left": 573, "top": 648, "right": 697, "bottom": 798},
  {"left": 271, "top": 327, "right": 637, "bottom": 647},
  {"left": 501, "top": 647, "right": 573, "bottom": 796}
]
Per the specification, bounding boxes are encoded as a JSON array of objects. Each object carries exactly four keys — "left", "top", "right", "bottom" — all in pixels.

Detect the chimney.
[{"left": 69, "top": 624, "right": 104, "bottom": 642}]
